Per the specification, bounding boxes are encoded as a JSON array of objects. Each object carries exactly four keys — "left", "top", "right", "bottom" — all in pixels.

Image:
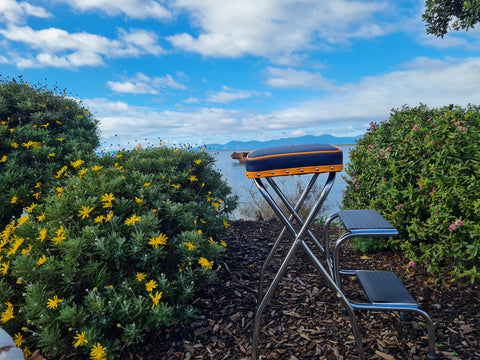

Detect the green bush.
[
  {"left": 0, "top": 77, "right": 100, "bottom": 227},
  {"left": 343, "top": 104, "right": 480, "bottom": 283},
  {"left": 1, "top": 144, "right": 237, "bottom": 358}
]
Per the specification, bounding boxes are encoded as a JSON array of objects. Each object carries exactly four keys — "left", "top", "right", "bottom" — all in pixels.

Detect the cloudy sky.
[{"left": 1, "top": 0, "right": 480, "bottom": 149}]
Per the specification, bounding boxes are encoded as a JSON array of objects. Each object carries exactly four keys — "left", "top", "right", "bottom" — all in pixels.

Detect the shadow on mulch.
[{"left": 125, "top": 220, "right": 480, "bottom": 360}]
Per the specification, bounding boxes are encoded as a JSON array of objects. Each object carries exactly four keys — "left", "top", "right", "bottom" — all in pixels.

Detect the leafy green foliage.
[
  {"left": 0, "top": 79, "right": 238, "bottom": 358},
  {"left": 423, "top": 0, "right": 480, "bottom": 37},
  {"left": 0, "top": 77, "right": 100, "bottom": 227},
  {"left": 343, "top": 104, "right": 480, "bottom": 283},
  {"left": 1, "top": 146, "right": 237, "bottom": 358}
]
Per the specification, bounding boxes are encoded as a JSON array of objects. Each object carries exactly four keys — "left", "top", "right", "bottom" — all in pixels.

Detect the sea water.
[{"left": 210, "top": 145, "right": 352, "bottom": 220}]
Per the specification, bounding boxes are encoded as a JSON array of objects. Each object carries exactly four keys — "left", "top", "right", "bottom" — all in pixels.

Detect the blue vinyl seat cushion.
[{"left": 245, "top": 143, "right": 343, "bottom": 178}]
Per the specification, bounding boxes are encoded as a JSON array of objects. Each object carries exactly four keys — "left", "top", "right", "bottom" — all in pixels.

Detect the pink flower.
[
  {"left": 449, "top": 224, "right": 457, "bottom": 231},
  {"left": 427, "top": 119, "right": 432, "bottom": 123},
  {"left": 385, "top": 154, "right": 390, "bottom": 159},
  {"left": 355, "top": 183, "right": 361, "bottom": 189},
  {"left": 379, "top": 149, "right": 385, "bottom": 155},
  {"left": 455, "top": 220, "right": 463, "bottom": 227},
  {"left": 375, "top": 155, "right": 379, "bottom": 159},
  {"left": 408, "top": 261, "right": 416, "bottom": 268},
  {"left": 413, "top": 125, "right": 419, "bottom": 131},
  {"left": 386, "top": 147, "right": 392, "bottom": 152},
  {"left": 342, "top": 190, "right": 346, "bottom": 194}
]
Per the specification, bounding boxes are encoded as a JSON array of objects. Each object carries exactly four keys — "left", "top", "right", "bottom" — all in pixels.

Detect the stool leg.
[
  {"left": 322, "top": 213, "right": 340, "bottom": 277},
  {"left": 410, "top": 308, "right": 438, "bottom": 359},
  {"left": 252, "top": 239, "right": 303, "bottom": 360},
  {"left": 257, "top": 174, "right": 319, "bottom": 303},
  {"left": 302, "top": 242, "right": 366, "bottom": 360}
]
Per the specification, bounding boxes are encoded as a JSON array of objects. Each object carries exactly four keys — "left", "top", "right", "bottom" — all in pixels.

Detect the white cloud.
[
  {"left": 107, "top": 73, "right": 186, "bottom": 94},
  {"left": 265, "top": 67, "right": 335, "bottom": 90},
  {"left": 206, "top": 86, "right": 261, "bottom": 103},
  {"left": 116, "top": 28, "right": 165, "bottom": 56},
  {"left": 0, "top": 0, "right": 51, "bottom": 25},
  {"left": 256, "top": 57, "right": 480, "bottom": 135},
  {"left": 86, "top": 98, "right": 136, "bottom": 115},
  {"left": 168, "top": 0, "right": 390, "bottom": 60},
  {"left": 418, "top": 32, "right": 480, "bottom": 50},
  {"left": 35, "top": 51, "right": 104, "bottom": 67},
  {"left": 184, "top": 97, "right": 199, "bottom": 104},
  {"left": 0, "top": 26, "right": 164, "bottom": 68},
  {"left": 90, "top": 57, "right": 480, "bottom": 146},
  {"left": 64, "top": 0, "right": 171, "bottom": 20},
  {"left": 89, "top": 96, "right": 247, "bottom": 141}
]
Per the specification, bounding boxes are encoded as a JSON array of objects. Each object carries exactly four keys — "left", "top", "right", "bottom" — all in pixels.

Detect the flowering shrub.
[
  {"left": 1, "top": 142, "right": 237, "bottom": 356},
  {"left": 343, "top": 104, "right": 480, "bottom": 283},
  {"left": 0, "top": 77, "right": 100, "bottom": 228}
]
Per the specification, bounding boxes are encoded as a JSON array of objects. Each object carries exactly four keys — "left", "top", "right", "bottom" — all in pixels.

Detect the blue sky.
[{"left": 1, "top": 0, "right": 480, "bottom": 150}]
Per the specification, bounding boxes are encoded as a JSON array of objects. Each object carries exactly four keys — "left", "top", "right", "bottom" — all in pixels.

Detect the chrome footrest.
[{"left": 356, "top": 270, "right": 417, "bottom": 305}]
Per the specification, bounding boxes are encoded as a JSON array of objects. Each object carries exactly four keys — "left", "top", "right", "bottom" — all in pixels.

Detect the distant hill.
[{"left": 204, "top": 134, "right": 361, "bottom": 151}]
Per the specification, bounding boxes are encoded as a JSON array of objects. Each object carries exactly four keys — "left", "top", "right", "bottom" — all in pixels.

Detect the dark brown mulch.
[{"left": 125, "top": 220, "right": 480, "bottom": 360}]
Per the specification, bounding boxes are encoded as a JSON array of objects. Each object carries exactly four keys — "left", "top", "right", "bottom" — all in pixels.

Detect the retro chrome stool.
[
  {"left": 245, "top": 143, "right": 439, "bottom": 359},
  {"left": 245, "top": 143, "right": 344, "bottom": 359}
]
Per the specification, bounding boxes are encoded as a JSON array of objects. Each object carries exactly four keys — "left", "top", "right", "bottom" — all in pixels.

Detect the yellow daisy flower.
[
  {"left": 36, "top": 254, "right": 47, "bottom": 266},
  {"left": 101, "top": 193, "right": 115, "bottom": 203},
  {"left": 1, "top": 302, "right": 14, "bottom": 323},
  {"left": 148, "top": 233, "right": 168, "bottom": 248},
  {"left": 46, "top": 295, "right": 63, "bottom": 309},
  {"left": 13, "top": 333, "right": 24, "bottom": 347},
  {"left": 149, "top": 291, "right": 162, "bottom": 309},
  {"left": 74, "top": 331, "right": 88, "bottom": 348},
  {"left": 124, "top": 214, "right": 141, "bottom": 226},
  {"left": 136, "top": 272, "right": 146, "bottom": 282},
  {"left": 79, "top": 206, "right": 94, "bottom": 219},
  {"left": 198, "top": 257, "right": 213, "bottom": 270},
  {"left": 145, "top": 280, "right": 158, "bottom": 292},
  {"left": 184, "top": 242, "right": 196, "bottom": 251},
  {"left": 89, "top": 342, "right": 107, "bottom": 360}
]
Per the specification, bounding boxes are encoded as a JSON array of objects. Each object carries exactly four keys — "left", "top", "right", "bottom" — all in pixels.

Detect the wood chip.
[{"left": 375, "top": 350, "right": 395, "bottom": 360}]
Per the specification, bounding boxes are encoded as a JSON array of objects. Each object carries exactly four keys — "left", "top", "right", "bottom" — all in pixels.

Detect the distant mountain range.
[{"left": 204, "top": 134, "right": 361, "bottom": 151}]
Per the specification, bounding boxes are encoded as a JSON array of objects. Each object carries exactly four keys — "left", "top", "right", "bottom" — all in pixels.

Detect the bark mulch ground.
[{"left": 125, "top": 220, "right": 480, "bottom": 360}]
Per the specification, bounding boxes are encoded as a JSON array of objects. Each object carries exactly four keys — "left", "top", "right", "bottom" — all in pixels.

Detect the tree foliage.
[{"left": 423, "top": 0, "right": 480, "bottom": 37}]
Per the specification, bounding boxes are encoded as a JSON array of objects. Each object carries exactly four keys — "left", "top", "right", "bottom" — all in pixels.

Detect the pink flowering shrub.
[{"left": 343, "top": 104, "right": 480, "bottom": 283}]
